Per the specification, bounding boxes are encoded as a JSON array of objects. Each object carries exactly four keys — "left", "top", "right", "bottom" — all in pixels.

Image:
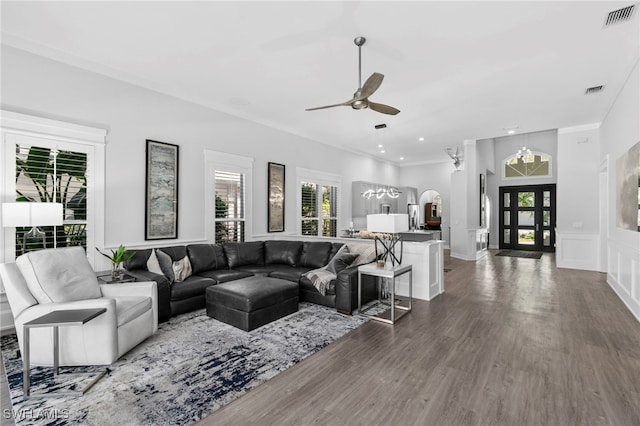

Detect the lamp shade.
[
  {"left": 366, "top": 214, "right": 409, "bottom": 233},
  {"left": 2, "top": 203, "right": 63, "bottom": 227}
]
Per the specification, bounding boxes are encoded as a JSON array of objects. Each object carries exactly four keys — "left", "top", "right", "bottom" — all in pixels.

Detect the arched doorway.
[{"left": 418, "top": 189, "right": 442, "bottom": 230}]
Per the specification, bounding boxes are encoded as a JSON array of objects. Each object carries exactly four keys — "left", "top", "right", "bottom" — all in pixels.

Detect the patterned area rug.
[
  {"left": 495, "top": 250, "right": 543, "bottom": 259},
  {"left": 1, "top": 303, "right": 368, "bottom": 425}
]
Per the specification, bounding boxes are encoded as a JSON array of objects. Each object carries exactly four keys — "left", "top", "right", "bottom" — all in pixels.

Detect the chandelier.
[
  {"left": 516, "top": 146, "right": 532, "bottom": 160},
  {"left": 362, "top": 187, "right": 401, "bottom": 199}
]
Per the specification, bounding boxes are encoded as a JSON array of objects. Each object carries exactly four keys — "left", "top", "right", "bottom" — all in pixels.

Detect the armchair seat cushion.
[
  {"left": 170, "top": 276, "right": 215, "bottom": 301},
  {"left": 114, "top": 296, "right": 152, "bottom": 327}
]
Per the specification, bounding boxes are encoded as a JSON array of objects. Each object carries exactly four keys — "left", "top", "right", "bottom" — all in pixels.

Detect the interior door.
[{"left": 499, "top": 184, "right": 556, "bottom": 252}]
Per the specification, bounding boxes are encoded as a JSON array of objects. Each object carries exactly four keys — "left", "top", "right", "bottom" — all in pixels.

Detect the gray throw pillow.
[
  {"left": 155, "top": 249, "right": 175, "bottom": 283},
  {"left": 326, "top": 251, "right": 358, "bottom": 275}
]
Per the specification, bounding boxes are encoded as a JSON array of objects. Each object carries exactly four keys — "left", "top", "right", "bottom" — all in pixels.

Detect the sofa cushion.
[
  {"left": 264, "top": 240, "right": 303, "bottom": 266},
  {"left": 170, "top": 276, "right": 215, "bottom": 301},
  {"left": 268, "top": 266, "right": 313, "bottom": 282},
  {"left": 346, "top": 242, "right": 377, "bottom": 266},
  {"left": 196, "top": 269, "right": 254, "bottom": 283},
  {"left": 298, "top": 242, "right": 332, "bottom": 268},
  {"left": 114, "top": 296, "right": 152, "bottom": 327},
  {"left": 16, "top": 246, "right": 102, "bottom": 304},
  {"left": 124, "top": 248, "right": 152, "bottom": 271},
  {"left": 234, "top": 265, "right": 276, "bottom": 276},
  {"left": 223, "top": 241, "right": 264, "bottom": 268},
  {"left": 158, "top": 246, "right": 188, "bottom": 262},
  {"left": 187, "top": 244, "right": 227, "bottom": 273}
]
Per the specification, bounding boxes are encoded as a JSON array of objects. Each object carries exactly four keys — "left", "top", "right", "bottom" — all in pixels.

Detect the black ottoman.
[{"left": 206, "top": 276, "right": 299, "bottom": 331}]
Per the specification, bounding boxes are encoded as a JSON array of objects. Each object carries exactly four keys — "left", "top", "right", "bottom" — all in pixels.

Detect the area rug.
[
  {"left": 1, "top": 303, "right": 368, "bottom": 425},
  {"left": 495, "top": 250, "right": 543, "bottom": 259}
]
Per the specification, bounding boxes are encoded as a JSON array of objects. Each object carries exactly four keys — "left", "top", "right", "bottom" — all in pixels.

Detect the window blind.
[{"left": 215, "top": 170, "right": 245, "bottom": 242}]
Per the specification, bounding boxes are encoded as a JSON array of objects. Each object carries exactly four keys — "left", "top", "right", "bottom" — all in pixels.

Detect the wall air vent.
[
  {"left": 374, "top": 123, "right": 387, "bottom": 129},
  {"left": 585, "top": 85, "right": 605, "bottom": 95},
  {"left": 604, "top": 4, "right": 635, "bottom": 27}
]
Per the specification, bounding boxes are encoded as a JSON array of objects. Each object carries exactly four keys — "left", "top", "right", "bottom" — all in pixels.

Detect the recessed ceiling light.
[
  {"left": 380, "top": 150, "right": 385, "bottom": 154},
  {"left": 503, "top": 125, "right": 519, "bottom": 133},
  {"left": 508, "top": 130, "right": 515, "bottom": 135},
  {"left": 378, "top": 144, "right": 383, "bottom": 148},
  {"left": 418, "top": 137, "right": 424, "bottom": 142},
  {"left": 400, "top": 157, "right": 404, "bottom": 160}
]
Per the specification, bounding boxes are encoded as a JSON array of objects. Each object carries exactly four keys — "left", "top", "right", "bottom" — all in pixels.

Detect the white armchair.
[{"left": 0, "top": 246, "right": 157, "bottom": 366}]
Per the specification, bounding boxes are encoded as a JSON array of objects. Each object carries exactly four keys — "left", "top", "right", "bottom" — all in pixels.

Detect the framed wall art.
[
  {"left": 616, "top": 140, "right": 640, "bottom": 232},
  {"left": 145, "top": 139, "right": 179, "bottom": 240},
  {"left": 268, "top": 162, "right": 285, "bottom": 232}
]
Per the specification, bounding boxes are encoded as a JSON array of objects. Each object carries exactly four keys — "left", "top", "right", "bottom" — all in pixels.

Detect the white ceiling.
[{"left": 1, "top": 1, "right": 638, "bottom": 165}]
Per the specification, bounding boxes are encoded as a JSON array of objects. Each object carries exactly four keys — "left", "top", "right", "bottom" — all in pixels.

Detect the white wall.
[
  {"left": 599, "top": 61, "right": 640, "bottom": 322},
  {"left": 0, "top": 46, "right": 400, "bottom": 251},
  {"left": 399, "top": 160, "right": 454, "bottom": 245},
  {"left": 556, "top": 125, "right": 601, "bottom": 270}
]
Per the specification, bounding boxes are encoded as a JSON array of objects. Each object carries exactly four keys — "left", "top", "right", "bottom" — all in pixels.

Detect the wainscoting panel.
[
  {"left": 607, "top": 239, "right": 640, "bottom": 323},
  {"left": 556, "top": 232, "right": 600, "bottom": 271}
]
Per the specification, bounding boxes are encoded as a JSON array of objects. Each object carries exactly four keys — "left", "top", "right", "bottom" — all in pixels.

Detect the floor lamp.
[{"left": 2, "top": 202, "right": 64, "bottom": 254}]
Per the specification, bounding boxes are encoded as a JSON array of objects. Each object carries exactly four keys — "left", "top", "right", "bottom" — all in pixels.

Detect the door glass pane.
[
  {"left": 518, "top": 192, "right": 534, "bottom": 207},
  {"left": 543, "top": 191, "right": 551, "bottom": 207},
  {"left": 503, "top": 193, "right": 510, "bottom": 208},
  {"left": 503, "top": 229, "right": 510, "bottom": 244},
  {"left": 543, "top": 210, "right": 550, "bottom": 227},
  {"left": 518, "top": 229, "right": 535, "bottom": 245},
  {"left": 543, "top": 230, "right": 551, "bottom": 247},
  {"left": 518, "top": 211, "right": 535, "bottom": 226},
  {"left": 503, "top": 211, "right": 510, "bottom": 226}
]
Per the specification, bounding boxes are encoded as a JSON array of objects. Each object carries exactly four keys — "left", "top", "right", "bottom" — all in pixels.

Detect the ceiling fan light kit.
[{"left": 306, "top": 36, "right": 400, "bottom": 115}]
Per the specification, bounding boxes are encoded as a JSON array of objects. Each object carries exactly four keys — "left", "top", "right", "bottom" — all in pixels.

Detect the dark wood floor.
[
  {"left": 198, "top": 250, "right": 640, "bottom": 425},
  {"left": 2, "top": 250, "right": 640, "bottom": 425}
]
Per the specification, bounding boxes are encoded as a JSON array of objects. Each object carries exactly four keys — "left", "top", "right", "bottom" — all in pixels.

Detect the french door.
[{"left": 499, "top": 184, "right": 556, "bottom": 252}]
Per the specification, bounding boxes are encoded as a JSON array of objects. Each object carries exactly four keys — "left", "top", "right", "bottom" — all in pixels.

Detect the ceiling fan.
[
  {"left": 305, "top": 36, "right": 400, "bottom": 115},
  {"left": 445, "top": 147, "right": 463, "bottom": 170}
]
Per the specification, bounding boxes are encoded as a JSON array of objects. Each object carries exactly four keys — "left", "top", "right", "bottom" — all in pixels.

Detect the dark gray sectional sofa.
[{"left": 124, "top": 240, "right": 376, "bottom": 322}]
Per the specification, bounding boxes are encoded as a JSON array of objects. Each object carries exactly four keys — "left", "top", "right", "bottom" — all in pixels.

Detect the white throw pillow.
[
  {"left": 172, "top": 256, "right": 192, "bottom": 282},
  {"left": 16, "top": 246, "right": 102, "bottom": 304},
  {"left": 146, "top": 249, "right": 163, "bottom": 275},
  {"left": 346, "top": 243, "right": 377, "bottom": 266}
]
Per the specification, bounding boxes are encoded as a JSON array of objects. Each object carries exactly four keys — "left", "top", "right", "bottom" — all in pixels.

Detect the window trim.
[
  {"left": 296, "top": 167, "right": 341, "bottom": 237},
  {"left": 1, "top": 111, "right": 106, "bottom": 266},
  {"left": 204, "top": 150, "right": 254, "bottom": 243},
  {"left": 502, "top": 150, "right": 553, "bottom": 180}
]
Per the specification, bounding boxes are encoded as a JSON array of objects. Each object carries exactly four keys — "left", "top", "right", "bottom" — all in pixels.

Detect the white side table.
[
  {"left": 23, "top": 308, "right": 107, "bottom": 398},
  {"left": 357, "top": 263, "right": 412, "bottom": 324}
]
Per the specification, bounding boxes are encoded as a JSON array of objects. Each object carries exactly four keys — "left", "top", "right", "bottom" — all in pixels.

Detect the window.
[
  {"left": 14, "top": 145, "right": 88, "bottom": 254},
  {"left": 215, "top": 170, "right": 245, "bottom": 242},
  {"left": 205, "top": 150, "right": 253, "bottom": 244},
  {"left": 1, "top": 111, "right": 106, "bottom": 265},
  {"left": 297, "top": 168, "right": 340, "bottom": 237},
  {"left": 504, "top": 152, "right": 551, "bottom": 178}
]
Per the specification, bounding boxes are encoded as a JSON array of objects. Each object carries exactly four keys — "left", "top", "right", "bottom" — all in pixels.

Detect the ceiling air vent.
[
  {"left": 604, "top": 4, "right": 635, "bottom": 27},
  {"left": 585, "top": 85, "right": 605, "bottom": 95}
]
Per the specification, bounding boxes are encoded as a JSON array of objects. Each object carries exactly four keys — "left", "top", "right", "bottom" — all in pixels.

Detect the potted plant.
[{"left": 96, "top": 245, "right": 136, "bottom": 281}]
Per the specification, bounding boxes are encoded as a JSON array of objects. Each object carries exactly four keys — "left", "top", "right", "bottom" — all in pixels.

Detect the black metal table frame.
[{"left": 23, "top": 308, "right": 108, "bottom": 398}]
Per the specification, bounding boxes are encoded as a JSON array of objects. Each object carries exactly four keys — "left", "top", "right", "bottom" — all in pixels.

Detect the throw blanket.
[
  {"left": 304, "top": 268, "right": 337, "bottom": 296},
  {"left": 304, "top": 243, "right": 377, "bottom": 296}
]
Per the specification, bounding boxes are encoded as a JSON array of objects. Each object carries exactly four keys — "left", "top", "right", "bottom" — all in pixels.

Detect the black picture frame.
[
  {"left": 268, "top": 162, "right": 285, "bottom": 232},
  {"left": 145, "top": 139, "right": 179, "bottom": 240}
]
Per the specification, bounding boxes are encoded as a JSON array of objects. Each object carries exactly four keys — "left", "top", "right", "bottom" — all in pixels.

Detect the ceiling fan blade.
[
  {"left": 368, "top": 101, "right": 400, "bottom": 115},
  {"left": 358, "top": 72, "right": 384, "bottom": 99},
  {"left": 305, "top": 99, "right": 354, "bottom": 111}
]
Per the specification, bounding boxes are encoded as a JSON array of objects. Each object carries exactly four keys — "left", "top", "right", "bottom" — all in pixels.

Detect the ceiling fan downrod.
[{"left": 353, "top": 36, "right": 367, "bottom": 109}]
